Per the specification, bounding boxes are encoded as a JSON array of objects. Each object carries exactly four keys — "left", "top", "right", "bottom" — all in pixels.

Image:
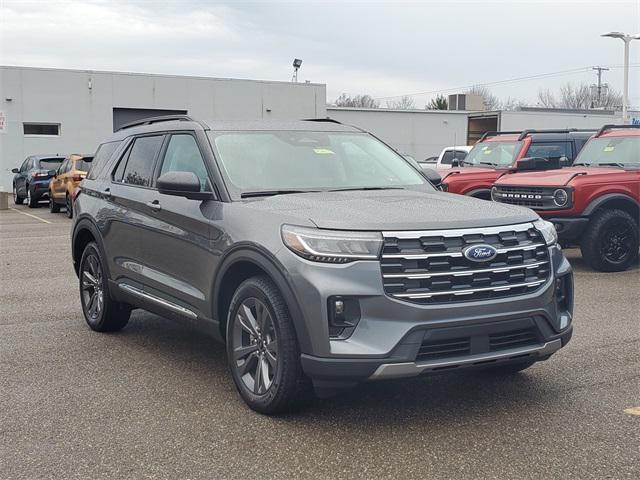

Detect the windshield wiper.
[
  {"left": 240, "top": 189, "right": 320, "bottom": 198},
  {"left": 328, "top": 186, "right": 405, "bottom": 192},
  {"left": 596, "top": 162, "right": 625, "bottom": 168}
]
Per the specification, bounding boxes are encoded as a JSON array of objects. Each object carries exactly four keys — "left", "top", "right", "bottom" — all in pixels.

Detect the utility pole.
[{"left": 591, "top": 66, "right": 609, "bottom": 107}]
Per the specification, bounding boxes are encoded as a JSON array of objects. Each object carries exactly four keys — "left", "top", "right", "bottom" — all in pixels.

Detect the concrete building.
[{"left": 0, "top": 65, "right": 326, "bottom": 192}]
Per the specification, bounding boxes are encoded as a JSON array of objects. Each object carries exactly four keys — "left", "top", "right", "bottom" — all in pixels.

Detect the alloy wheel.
[
  {"left": 600, "top": 220, "right": 634, "bottom": 264},
  {"left": 81, "top": 253, "right": 104, "bottom": 321},
  {"left": 13, "top": 185, "right": 17, "bottom": 203},
  {"left": 26, "top": 188, "right": 31, "bottom": 205},
  {"left": 232, "top": 297, "right": 278, "bottom": 395}
]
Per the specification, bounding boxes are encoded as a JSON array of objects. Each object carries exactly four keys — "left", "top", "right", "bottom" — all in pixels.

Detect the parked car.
[
  {"left": 420, "top": 145, "right": 473, "bottom": 170},
  {"left": 441, "top": 130, "right": 595, "bottom": 199},
  {"left": 48, "top": 153, "right": 93, "bottom": 217},
  {"left": 12, "top": 155, "right": 65, "bottom": 207},
  {"left": 493, "top": 124, "right": 639, "bottom": 272},
  {"left": 71, "top": 115, "right": 573, "bottom": 414}
]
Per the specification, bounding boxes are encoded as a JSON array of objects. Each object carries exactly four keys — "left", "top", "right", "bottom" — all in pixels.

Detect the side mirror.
[
  {"left": 157, "top": 171, "right": 212, "bottom": 200},
  {"left": 11, "top": 168, "right": 19, "bottom": 174},
  {"left": 451, "top": 159, "right": 460, "bottom": 167},
  {"left": 48, "top": 169, "right": 57, "bottom": 177},
  {"left": 559, "top": 156, "right": 569, "bottom": 167},
  {"left": 516, "top": 157, "right": 560, "bottom": 171},
  {"left": 421, "top": 167, "right": 443, "bottom": 189}
]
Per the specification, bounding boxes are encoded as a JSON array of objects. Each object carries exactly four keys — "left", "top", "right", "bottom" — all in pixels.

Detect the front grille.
[
  {"left": 493, "top": 185, "right": 556, "bottom": 209},
  {"left": 416, "top": 325, "right": 540, "bottom": 362},
  {"left": 381, "top": 223, "right": 550, "bottom": 304}
]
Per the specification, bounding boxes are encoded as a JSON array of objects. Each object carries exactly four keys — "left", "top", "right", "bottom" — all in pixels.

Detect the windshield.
[
  {"left": 208, "top": 131, "right": 431, "bottom": 198},
  {"left": 464, "top": 141, "right": 523, "bottom": 167},
  {"left": 574, "top": 136, "right": 640, "bottom": 166},
  {"left": 38, "top": 159, "right": 63, "bottom": 170}
]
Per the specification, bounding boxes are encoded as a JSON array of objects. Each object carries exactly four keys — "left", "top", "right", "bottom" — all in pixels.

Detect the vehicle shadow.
[{"left": 112, "top": 311, "right": 563, "bottom": 429}]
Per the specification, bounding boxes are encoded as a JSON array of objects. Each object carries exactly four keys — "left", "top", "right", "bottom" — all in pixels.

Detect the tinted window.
[
  {"left": 159, "top": 134, "right": 210, "bottom": 192},
  {"left": 88, "top": 141, "right": 121, "bottom": 180},
  {"left": 38, "top": 159, "right": 64, "bottom": 171},
  {"left": 23, "top": 123, "right": 60, "bottom": 136},
  {"left": 116, "top": 135, "right": 163, "bottom": 186},
  {"left": 441, "top": 150, "right": 466, "bottom": 165},
  {"left": 527, "top": 142, "right": 571, "bottom": 161}
]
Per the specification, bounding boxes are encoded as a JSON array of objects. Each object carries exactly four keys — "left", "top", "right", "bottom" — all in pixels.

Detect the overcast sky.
[{"left": 2, "top": 0, "right": 639, "bottom": 108}]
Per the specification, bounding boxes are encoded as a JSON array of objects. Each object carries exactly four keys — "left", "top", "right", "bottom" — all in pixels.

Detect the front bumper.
[
  {"left": 547, "top": 217, "right": 589, "bottom": 244},
  {"left": 281, "top": 244, "right": 574, "bottom": 384}
]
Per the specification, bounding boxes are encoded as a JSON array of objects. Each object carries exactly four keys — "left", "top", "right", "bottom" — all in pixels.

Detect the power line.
[{"left": 375, "top": 63, "right": 640, "bottom": 101}]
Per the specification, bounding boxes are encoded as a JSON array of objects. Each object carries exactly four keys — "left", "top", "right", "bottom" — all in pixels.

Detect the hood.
[
  {"left": 495, "top": 166, "right": 624, "bottom": 187},
  {"left": 241, "top": 189, "right": 538, "bottom": 230},
  {"left": 441, "top": 167, "right": 502, "bottom": 182}
]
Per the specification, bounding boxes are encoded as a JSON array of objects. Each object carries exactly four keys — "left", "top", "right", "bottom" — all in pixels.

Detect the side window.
[
  {"left": 115, "top": 135, "right": 164, "bottom": 187},
  {"left": 88, "top": 141, "right": 122, "bottom": 180},
  {"left": 527, "top": 142, "right": 571, "bottom": 162},
  {"left": 159, "top": 134, "right": 211, "bottom": 192},
  {"left": 21, "top": 159, "right": 31, "bottom": 172},
  {"left": 59, "top": 159, "right": 69, "bottom": 174}
]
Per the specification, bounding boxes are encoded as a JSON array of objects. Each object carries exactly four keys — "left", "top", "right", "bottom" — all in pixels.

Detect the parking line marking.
[
  {"left": 9, "top": 208, "right": 51, "bottom": 224},
  {"left": 624, "top": 407, "right": 640, "bottom": 416}
]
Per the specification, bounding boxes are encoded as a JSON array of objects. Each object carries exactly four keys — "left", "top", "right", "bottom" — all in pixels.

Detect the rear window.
[
  {"left": 38, "top": 159, "right": 63, "bottom": 170},
  {"left": 74, "top": 160, "right": 92, "bottom": 172}
]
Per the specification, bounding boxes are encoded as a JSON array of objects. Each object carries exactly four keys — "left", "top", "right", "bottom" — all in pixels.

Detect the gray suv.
[{"left": 72, "top": 116, "right": 574, "bottom": 413}]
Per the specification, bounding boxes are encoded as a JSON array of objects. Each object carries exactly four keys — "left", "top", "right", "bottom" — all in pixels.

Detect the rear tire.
[
  {"left": 26, "top": 185, "right": 38, "bottom": 208},
  {"left": 13, "top": 184, "right": 24, "bottom": 205},
  {"left": 49, "top": 194, "right": 61, "bottom": 213},
  {"left": 226, "top": 275, "right": 310, "bottom": 414},
  {"left": 580, "top": 209, "right": 639, "bottom": 272},
  {"left": 79, "top": 242, "right": 130, "bottom": 332},
  {"left": 65, "top": 194, "right": 73, "bottom": 218}
]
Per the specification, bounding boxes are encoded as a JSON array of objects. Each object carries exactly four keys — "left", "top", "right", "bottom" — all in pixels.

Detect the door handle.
[
  {"left": 103, "top": 187, "right": 112, "bottom": 198},
  {"left": 147, "top": 200, "right": 162, "bottom": 212}
]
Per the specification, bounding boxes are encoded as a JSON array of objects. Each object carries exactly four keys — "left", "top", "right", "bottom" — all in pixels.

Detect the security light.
[{"left": 293, "top": 58, "right": 302, "bottom": 68}]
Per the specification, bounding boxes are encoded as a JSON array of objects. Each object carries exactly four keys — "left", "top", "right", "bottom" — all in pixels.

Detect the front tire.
[
  {"left": 13, "top": 184, "right": 24, "bottom": 205},
  {"left": 79, "top": 242, "right": 131, "bottom": 332},
  {"left": 226, "top": 275, "right": 309, "bottom": 414},
  {"left": 580, "top": 209, "right": 639, "bottom": 272}
]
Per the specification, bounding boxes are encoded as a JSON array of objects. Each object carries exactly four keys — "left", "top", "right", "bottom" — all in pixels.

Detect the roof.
[
  {"left": 28, "top": 154, "right": 66, "bottom": 160},
  {"left": 108, "top": 117, "right": 361, "bottom": 140},
  {"left": 596, "top": 125, "right": 640, "bottom": 138}
]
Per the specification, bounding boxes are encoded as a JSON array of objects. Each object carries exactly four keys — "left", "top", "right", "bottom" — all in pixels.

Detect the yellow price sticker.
[
  {"left": 314, "top": 148, "right": 335, "bottom": 155},
  {"left": 603, "top": 146, "right": 615, "bottom": 152}
]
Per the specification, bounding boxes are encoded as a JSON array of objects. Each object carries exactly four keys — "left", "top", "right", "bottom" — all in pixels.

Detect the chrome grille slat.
[{"left": 380, "top": 223, "right": 551, "bottom": 305}]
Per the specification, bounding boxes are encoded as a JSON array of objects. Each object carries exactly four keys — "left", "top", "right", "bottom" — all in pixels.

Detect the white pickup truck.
[{"left": 420, "top": 145, "right": 473, "bottom": 170}]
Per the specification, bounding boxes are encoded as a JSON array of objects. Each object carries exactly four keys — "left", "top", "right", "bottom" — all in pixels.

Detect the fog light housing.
[{"left": 328, "top": 296, "right": 361, "bottom": 338}]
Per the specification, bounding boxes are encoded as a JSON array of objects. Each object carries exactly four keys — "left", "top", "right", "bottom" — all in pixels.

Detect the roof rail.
[
  {"left": 516, "top": 128, "right": 596, "bottom": 141},
  {"left": 303, "top": 117, "right": 343, "bottom": 124},
  {"left": 595, "top": 124, "right": 640, "bottom": 138},
  {"left": 117, "top": 115, "right": 194, "bottom": 132},
  {"left": 477, "top": 131, "right": 522, "bottom": 142}
]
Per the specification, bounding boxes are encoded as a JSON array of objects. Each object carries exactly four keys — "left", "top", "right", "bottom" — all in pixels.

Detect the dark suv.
[
  {"left": 12, "top": 154, "right": 65, "bottom": 207},
  {"left": 72, "top": 116, "right": 574, "bottom": 413}
]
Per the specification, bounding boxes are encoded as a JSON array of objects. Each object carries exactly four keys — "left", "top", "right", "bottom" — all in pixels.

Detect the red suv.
[
  {"left": 441, "top": 129, "right": 594, "bottom": 199},
  {"left": 492, "top": 125, "right": 639, "bottom": 272}
]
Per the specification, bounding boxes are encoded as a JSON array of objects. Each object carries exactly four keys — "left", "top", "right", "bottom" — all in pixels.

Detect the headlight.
[
  {"left": 553, "top": 188, "right": 569, "bottom": 207},
  {"left": 534, "top": 219, "right": 558, "bottom": 246},
  {"left": 281, "top": 225, "right": 383, "bottom": 263}
]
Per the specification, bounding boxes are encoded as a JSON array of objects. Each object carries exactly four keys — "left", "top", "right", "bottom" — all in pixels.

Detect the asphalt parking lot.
[{"left": 1, "top": 204, "right": 639, "bottom": 480}]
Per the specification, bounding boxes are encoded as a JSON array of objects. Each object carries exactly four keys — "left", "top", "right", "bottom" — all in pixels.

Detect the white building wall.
[
  {"left": 327, "top": 107, "right": 469, "bottom": 161},
  {"left": 0, "top": 66, "right": 326, "bottom": 192},
  {"left": 498, "top": 110, "right": 637, "bottom": 130}
]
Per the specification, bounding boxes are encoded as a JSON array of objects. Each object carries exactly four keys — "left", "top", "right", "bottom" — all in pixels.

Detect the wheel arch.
[
  {"left": 583, "top": 194, "right": 639, "bottom": 222},
  {"left": 72, "top": 218, "right": 108, "bottom": 278},
  {"left": 212, "top": 244, "right": 311, "bottom": 352}
]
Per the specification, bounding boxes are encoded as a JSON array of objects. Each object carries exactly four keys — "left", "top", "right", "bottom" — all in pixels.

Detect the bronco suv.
[
  {"left": 71, "top": 116, "right": 573, "bottom": 413},
  {"left": 441, "top": 129, "right": 594, "bottom": 199},
  {"left": 493, "top": 125, "right": 639, "bottom": 272}
]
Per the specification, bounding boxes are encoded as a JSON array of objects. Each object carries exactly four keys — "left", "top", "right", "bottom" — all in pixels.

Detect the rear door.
[
  {"left": 16, "top": 158, "right": 32, "bottom": 196},
  {"left": 134, "top": 132, "right": 215, "bottom": 319},
  {"left": 102, "top": 134, "right": 165, "bottom": 290},
  {"left": 52, "top": 159, "right": 69, "bottom": 200}
]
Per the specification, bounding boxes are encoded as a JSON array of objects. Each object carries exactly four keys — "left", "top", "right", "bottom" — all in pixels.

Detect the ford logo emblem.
[{"left": 463, "top": 244, "right": 498, "bottom": 262}]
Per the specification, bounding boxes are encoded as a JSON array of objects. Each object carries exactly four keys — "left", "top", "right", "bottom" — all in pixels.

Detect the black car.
[{"left": 12, "top": 154, "right": 65, "bottom": 207}]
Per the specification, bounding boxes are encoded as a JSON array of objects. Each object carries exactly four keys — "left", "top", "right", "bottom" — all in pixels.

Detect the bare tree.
[
  {"left": 501, "top": 96, "right": 528, "bottom": 111},
  {"left": 425, "top": 94, "right": 448, "bottom": 110},
  {"left": 334, "top": 93, "right": 380, "bottom": 108},
  {"left": 386, "top": 95, "right": 416, "bottom": 109},
  {"left": 537, "top": 82, "right": 622, "bottom": 110},
  {"left": 466, "top": 85, "right": 501, "bottom": 110}
]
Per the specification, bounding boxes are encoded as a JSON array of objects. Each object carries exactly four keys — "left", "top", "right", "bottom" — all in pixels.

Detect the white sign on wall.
[{"left": 0, "top": 111, "right": 6, "bottom": 133}]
